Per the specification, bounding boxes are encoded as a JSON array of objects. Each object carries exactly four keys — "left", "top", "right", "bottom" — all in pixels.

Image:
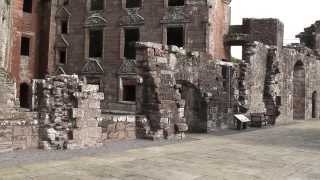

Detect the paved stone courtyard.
[{"left": 1, "top": 121, "right": 320, "bottom": 180}]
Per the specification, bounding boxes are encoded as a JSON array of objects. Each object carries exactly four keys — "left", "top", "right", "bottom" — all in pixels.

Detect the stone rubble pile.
[{"left": 34, "top": 75, "right": 104, "bottom": 150}]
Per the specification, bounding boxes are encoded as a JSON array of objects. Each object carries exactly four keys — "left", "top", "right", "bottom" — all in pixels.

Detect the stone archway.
[
  {"left": 312, "top": 91, "right": 317, "bottom": 118},
  {"left": 293, "top": 61, "right": 306, "bottom": 120},
  {"left": 178, "top": 81, "right": 207, "bottom": 133}
]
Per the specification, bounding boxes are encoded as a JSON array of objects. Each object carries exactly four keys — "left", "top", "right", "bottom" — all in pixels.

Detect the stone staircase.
[{"left": 0, "top": 142, "right": 13, "bottom": 153}]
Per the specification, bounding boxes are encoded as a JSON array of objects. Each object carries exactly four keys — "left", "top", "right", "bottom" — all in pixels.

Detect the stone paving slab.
[{"left": 1, "top": 121, "right": 320, "bottom": 180}]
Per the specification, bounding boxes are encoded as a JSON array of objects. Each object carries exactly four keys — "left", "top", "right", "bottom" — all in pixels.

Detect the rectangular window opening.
[
  {"left": 87, "top": 77, "right": 102, "bottom": 92},
  {"left": 122, "top": 79, "right": 136, "bottom": 102},
  {"left": 89, "top": 30, "right": 103, "bottom": 58},
  {"left": 167, "top": 26, "right": 184, "bottom": 47},
  {"left": 126, "top": 0, "right": 141, "bottom": 8},
  {"left": 124, "top": 28, "right": 140, "bottom": 59},
  {"left": 168, "top": 0, "right": 185, "bottom": 6},
  {"left": 91, "top": 0, "right": 104, "bottom": 11},
  {"left": 20, "top": 37, "right": 30, "bottom": 56},
  {"left": 231, "top": 46, "right": 243, "bottom": 62},
  {"left": 59, "top": 50, "right": 67, "bottom": 64},
  {"left": 61, "top": 20, "right": 68, "bottom": 34},
  {"left": 23, "top": 0, "right": 33, "bottom": 13},
  {"left": 63, "top": 0, "right": 69, "bottom": 6}
]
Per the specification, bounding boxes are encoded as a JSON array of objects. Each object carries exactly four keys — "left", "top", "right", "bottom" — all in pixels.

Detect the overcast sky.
[{"left": 230, "top": 0, "right": 320, "bottom": 58}]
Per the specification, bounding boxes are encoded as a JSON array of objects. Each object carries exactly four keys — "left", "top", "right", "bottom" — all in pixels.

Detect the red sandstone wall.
[
  {"left": 211, "top": 0, "right": 231, "bottom": 60},
  {"left": 9, "top": 0, "right": 46, "bottom": 97}
]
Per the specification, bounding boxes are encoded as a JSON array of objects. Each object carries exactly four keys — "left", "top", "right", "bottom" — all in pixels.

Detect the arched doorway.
[
  {"left": 20, "top": 83, "right": 30, "bottom": 108},
  {"left": 179, "top": 81, "right": 207, "bottom": 133},
  {"left": 293, "top": 61, "right": 306, "bottom": 120},
  {"left": 312, "top": 91, "right": 317, "bottom": 118}
]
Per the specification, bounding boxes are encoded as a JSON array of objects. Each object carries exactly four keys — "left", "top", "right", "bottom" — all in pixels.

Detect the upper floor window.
[
  {"left": 63, "top": 0, "right": 69, "bottom": 6},
  {"left": 23, "top": 0, "right": 33, "bottom": 13},
  {"left": 168, "top": 0, "right": 185, "bottom": 6},
  {"left": 124, "top": 28, "right": 140, "bottom": 59},
  {"left": 21, "top": 37, "right": 30, "bottom": 56},
  {"left": 61, "top": 20, "right": 68, "bottom": 34},
  {"left": 59, "top": 50, "right": 67, "bottom": 64},
  {"left": 89, "top": 30, "right": 103, "bottom": 58},
  {"left": 126, "top": 0, "right": 141, "bottom": 8},
  {"left": 167, "top": 26, "right": 184, "bottom": 47},
  {"left": 91, "top": 0, "right": 104, "bottom": 11}
]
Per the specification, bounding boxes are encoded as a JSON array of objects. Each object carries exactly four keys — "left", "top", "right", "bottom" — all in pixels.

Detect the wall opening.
[
  {"left": 86, "top": 77, "right": 102, "bottom": 92},
  {"left": 231, "top": 46, "right": 242, "bottom": 62},
  {"left": 167, "top": 26, "right": 184, "bottom": 47},
  {"left": 61, "top": 20, "right": 68, "bottom": 34},
  {"left": 124, "top": 28, "right": 140, "bottom": 59},
  {"left": 168, "top": 0, "right": 185, "bottom": 6},
  {"left": 20, "top": 83, "right": 30, "bottom": 108},
  {"left": 293, "top": 61, "right": 306, "bottom": 120},
  {"left": 59, "top": 50, "right": 67, "bottom": 64},
  {"left": 179, "top": 81, "right": 207, "bottom": 133},
  {"left": 91, "top": 0, "right": 104, "bottom": 11},
  {"left": 121, "top": 78, "right": 136, "bottom": 102},
  {"left": 23, "top": 0, "right": 33, "bottom": 13},
  {"left": 126, "top": 0, "right": 141, "bottom": 8},
  {"left": 89, "top": 30, "right": 103, "bottom": 58},
  {"left": 20, "top": 37, "right": 30, "bottom": 56},
  {"left": 312, "top": 91, "right": 317, "bottom": 118}
]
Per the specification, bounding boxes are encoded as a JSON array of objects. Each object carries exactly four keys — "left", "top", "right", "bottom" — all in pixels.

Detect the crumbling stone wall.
[
  {"left": 228, "top": 18, "right": 320, "bottom": 124},
  {"left": 276, "top": 46, "right": 320, "bottom": 123},
  {"left": 34, "top": 75, "right": 104, "bottom": 150},
  {"left": 135, "top": 42, "right": 234, "bottom": 138},
  {"left": 0, "top": 113, "right": 38, "bottom": 153},
  {"left": 237, "top": 42, "right": 269, "bottom": 114},
  {"left": 54, "top": 0, "right": 232, "bottom": 114},
  {"left": 0, "top": 0, "right": 11, "bottom": 71},
  {"left": 0, "top": 68, "right": 38, "bottom": 153},
  {"left": 100, "top": 113, "right": 136, "bottom": 142}
]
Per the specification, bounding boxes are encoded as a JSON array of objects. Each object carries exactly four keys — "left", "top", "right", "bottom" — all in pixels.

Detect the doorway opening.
[
  {"left": 312, "top": 91, "right": 317, "bottom": 118},
  {"left": 20, "top": 83, "right": 30, "bottom": 108},
  {"left": 293, "top": 61, "right": 305, "bottom": 120}
]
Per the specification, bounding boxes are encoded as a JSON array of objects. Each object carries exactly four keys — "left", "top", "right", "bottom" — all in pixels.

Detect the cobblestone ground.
[{"left": 1, "top": 121, "right": 320, "bottom": 180}]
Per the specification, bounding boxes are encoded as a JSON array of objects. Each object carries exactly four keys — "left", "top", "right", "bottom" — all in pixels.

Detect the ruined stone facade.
[
  {"left": 50, "top": 0, "right": 232, "bottom": 114},
  {"left": 227, "top": 19, "right": 320, "bottom": 124},
  {"left": 135, "top": 42, "right": 235, "bottom": 138},
  {"left": 1, "top": 0, "right": 320, "bottom": 152}
]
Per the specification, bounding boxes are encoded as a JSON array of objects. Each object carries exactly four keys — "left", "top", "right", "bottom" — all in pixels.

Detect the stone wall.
[
  {"left": 53, "top": 0, "right": 232, "bottom": 114},
  {"left": 0, "top": 68, "right": 38, "bottom": 153},
  {"left": 0, "top": 0, "right": 11, "bottom": 71},
  {"left": 34, "top": 75, "right": 104, "bottom": 150},
  {"left": 100, "top": 113, "right": 136, "bottom": 142},
  {"left": 135, "top": 42, "right": 235, "bottom": 138},
  {"left": 229, "top": 21, "right": 320, "bottom": 124},
  {"left": 0, "top": 113, "right": 38, "bottom": 153},
  {"left": 276, "top": 46, "right": 320, "bottom": 124}
]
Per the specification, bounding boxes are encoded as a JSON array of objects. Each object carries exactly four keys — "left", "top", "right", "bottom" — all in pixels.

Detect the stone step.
[{"left": 0, "top": 141, "right": 13, "bottom": 153}]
